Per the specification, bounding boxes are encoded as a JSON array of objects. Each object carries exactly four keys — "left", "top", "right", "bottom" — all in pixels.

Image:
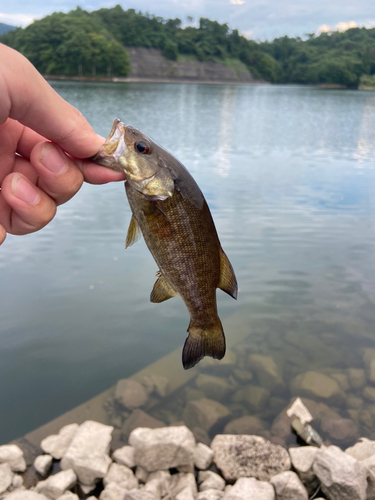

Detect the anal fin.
[
  {"left": 125, "top": 214, "right": 142, "bottom": 249},
  {"left": 150, "top": 273, "right": 178, "bottom": 303},
  {"left": 218, "top": 248, "right": 238, "bottom": 299}
]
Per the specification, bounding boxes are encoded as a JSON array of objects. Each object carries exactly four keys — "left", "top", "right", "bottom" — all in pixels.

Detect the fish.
[{"left": 91, "top": 118, "right": 237, "bottom": 369}]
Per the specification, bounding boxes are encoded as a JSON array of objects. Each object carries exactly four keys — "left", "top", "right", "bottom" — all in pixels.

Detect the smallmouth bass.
[{"left": 91, "top": 119, "right": 237, "bottom": 369}]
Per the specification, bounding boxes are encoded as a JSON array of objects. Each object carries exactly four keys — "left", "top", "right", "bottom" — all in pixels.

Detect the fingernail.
[
  {"left": 11, "top": 174, "right": 40, "bottom": 205},
  {"left": 40, "top": 143, "right": 68, "bottom": 174}
]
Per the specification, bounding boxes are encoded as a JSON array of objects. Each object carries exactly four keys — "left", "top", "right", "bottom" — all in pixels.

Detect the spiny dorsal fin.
[
  {"left": 150, "top": 273, "right": 178, "bottom": 303},
  {"left": 218, "top": 248, "right": 238, "bottom": 299},
  {"left": 125, "top": 214, "right": 142, "bottom": 249}
]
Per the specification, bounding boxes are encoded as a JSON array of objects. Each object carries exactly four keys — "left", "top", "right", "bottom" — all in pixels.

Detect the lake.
[{"left": 1, "top": 82, "right": 375, "bottom": 446}]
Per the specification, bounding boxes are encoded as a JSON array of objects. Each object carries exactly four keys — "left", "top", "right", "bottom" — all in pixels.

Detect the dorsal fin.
[
  {"left": 150, "top": 273, "right": 178, "bottom": 303},
  {"left": 218, "top": 248, "right": 238, "bottom": 299},
  {"left": 125, "top": 214, "right": 142, "bottom": 249}
]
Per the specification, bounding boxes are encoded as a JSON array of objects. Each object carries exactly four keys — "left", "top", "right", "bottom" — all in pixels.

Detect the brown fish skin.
[{"left": 91, "top": 119, "right": 237, "bottom": 369}]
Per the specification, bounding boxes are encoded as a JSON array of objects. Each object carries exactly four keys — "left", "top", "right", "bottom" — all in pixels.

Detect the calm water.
[{"left": 1, "top": 82, "right": 375, "bottom": 445}]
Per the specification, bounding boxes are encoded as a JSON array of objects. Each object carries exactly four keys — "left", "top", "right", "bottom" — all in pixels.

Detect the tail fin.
[{"left": 182, "top": 318, "right": 226, "bottom": 370}]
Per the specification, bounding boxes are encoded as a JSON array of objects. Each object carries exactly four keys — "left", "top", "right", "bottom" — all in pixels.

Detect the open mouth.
[{"left": 90, "top": 118, "right": 128, "bottom": 169}]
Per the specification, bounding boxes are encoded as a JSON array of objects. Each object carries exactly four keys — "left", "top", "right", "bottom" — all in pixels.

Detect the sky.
[{"left": 1, "top": 0, "right": 375, "bottom": 41}]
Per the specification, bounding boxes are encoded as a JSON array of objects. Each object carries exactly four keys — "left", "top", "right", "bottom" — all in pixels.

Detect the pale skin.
[{"left": 0, "top": 44, "right": 126, "bottom": 246}]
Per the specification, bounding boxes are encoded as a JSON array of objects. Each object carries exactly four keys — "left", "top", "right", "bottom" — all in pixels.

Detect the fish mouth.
[{"left": 90, "top": 118, "right": 128, "bottom": 170}]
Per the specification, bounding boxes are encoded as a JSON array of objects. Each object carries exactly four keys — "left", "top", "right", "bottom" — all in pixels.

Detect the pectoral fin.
[
  {"left": 125, "top": 214, "right": 142, "bottom": 249},
  {"left": 218, "top": 248, "right": 238, "bottom": 299},
  {"left": 150, "top": 273, "right": 178, "bottom": 303}
]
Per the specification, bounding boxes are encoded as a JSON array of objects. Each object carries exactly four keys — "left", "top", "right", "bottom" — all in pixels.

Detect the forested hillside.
[{"left": 1, "top": 5, "right": 375, "bottom": 86}]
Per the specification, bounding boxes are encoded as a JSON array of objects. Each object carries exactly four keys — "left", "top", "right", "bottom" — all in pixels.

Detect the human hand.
[{"left": 0, "top": 44, "right": 126, "bottom": 246}]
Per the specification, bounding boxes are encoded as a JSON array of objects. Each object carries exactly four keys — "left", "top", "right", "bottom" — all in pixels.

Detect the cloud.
[
  {"left": 241, "top": 29, "right": 253, "bottom": 39},
  {"left": 230, "top": 0, "right": 245, "bottom": 5},
  {"left": 0, "top": 12, "right": 35, "bottom": 26},
  {"left": 317, "top": 20, "right": 359, "bottom": 34}
]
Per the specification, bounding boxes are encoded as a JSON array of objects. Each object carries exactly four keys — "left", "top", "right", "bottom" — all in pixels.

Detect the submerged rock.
[
  {"left": 320, "top": 417, "right": 358, "bottom": 443},
  {"left": 223, "top": 416, "right": 265, "bottom": 435},
  {"left": 195, "top": 374, "right": 232, "bottom": 401},
  {"left": 211, "top": 434, "right": 290, "bottom": 483},
  {"left": 290, "top": 371, "right": 344, "bottom": 403},
  {"left": 115, "top": 379, "right": 148, "bottom": 410},
  {"left": 182, "top": 398, "right": 230, "bottom": 432},
  {"left": 348, "top": 369, "right": 366, "bottom": 389},
  {"left": 248, "top": 354, "right": 284, "bottom": 391},
  {"left": 313, "top": 445, "right": 367, "bottom": 500},
  {"left": 60, "top": 420, "right": 113, "bottom": 485},
  {"left": 129, "top": 426, "right": 196, "bottom": 471},
  {"left": 122, "top": 410, "right": 165, "bottom": 438}
]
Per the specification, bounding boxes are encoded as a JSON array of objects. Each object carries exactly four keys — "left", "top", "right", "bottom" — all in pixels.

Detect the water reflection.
[{"left": 1, "top": 82, "right": 375, "bottom": 444}]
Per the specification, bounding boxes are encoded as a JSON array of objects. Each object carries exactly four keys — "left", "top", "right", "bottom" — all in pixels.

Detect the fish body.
[{"left": 91, "top": 119, "right": 237, "bottom": 369}]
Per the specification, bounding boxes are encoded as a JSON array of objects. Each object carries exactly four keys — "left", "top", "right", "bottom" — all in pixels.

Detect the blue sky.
[{"left": 1, "top": 0, "right": 375, "bottom": 40}]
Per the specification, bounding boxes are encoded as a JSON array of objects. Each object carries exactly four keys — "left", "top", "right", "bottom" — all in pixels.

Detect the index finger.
[{"left": 0, "top": 44, "right": 103, "bottom": 159}]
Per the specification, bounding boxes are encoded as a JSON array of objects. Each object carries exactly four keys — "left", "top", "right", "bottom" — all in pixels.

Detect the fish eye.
[{"left": 134, "top": 141, "right": 151, "bottom": 154}]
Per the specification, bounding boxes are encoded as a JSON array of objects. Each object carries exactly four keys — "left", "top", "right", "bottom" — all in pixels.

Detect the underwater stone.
[
  {"left": 0, "top": 444, "right": 27, "bottom": 472},
  {"left": 182, "top": 398, "right": 230, "bottom": 432},
  {"left": 346, "top": 396, "right": 363, "bottom": 409},
  {"left": 211, "top": 434, "right": 290, "bottom": 483},
  {"left": 195, "top": 374, "right": 232, "bottom": 401},
  {"left": 0, "top": 462, "right": 13, "bottom": 494},
  {"left": 40, "top": 424, "right": 79, "bottom": 460},
  {"left": 60, "top": 420, "right": 113, "bottom": 485},
  {"left": 194, "top": 443, "right": 214, "bottom": 470},
  {"left": 141, "top": 375, "right": 169, "bottom": 398},
  {"left": 313, "top": 445, "right": 367, "bottom": 500},
  {"left": 122, "top": 410, "right": 165, "bottom": 438},
  {"left": 129, "top": 426, "right": 196, "bottom": 471},
  {"left": 115, "top": 379, "right": 148, "bottom": 410},
  {"left": 248, "top": 354, "right": 284, "bottom": 391},
  {"left": 330, "top": 372, "right": 350, "bottom": 391},
  {"left": 363, "top": 349, "right": 375, "bottom": 384},
  {"left": 363, "top": 386, "right": 375, "bottom": 402},
  {"left": 346, "top": 437, "right": 375, "bottom": 461},
  {"left": 222, "top": 477, "right": 275, "bottom": 500},
  {"left": 33, "top": 455, "right": 53, "bottom": 477},
  {"left": 103, "top": 463, "right": 138, "bottom": 490},
  {"left": 223, "top": 415, "right": 265, "bottom": 435},
  {"left": 198, "top": 470, "right": 226, "bottom": 492},
  {"left": 348, "top": 369, "right": 366, "bottom": 389},
  {"left": 34, "top": 469, "right": 77, "bottom": 500},
  {"left": 288, "top": 446, "right": 319, "bottom": 494},
  {"left": 270, "top": 471, "right": 308, "bottom": 500},
  {"left": 320, "top": 417, "right": 358, "bottom": 443},
  {"left": 290, "top": 371, "right": 344, "bottom": 403}
]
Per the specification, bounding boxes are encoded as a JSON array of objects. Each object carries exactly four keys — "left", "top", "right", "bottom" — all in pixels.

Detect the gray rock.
[
  {"left": 288, "top": 446, "right": 319, "bottom": 494},
  {"left": 232, "top": 386, "right": 270, "bottom": 412},
  {"left": 320, "top": 417, "right": 358, "bottom": 443},
  {"left": 124, "top": 487, "right": 160, "bottom": 499},
  {"left": 232, "top": 370, "right": 253, "bottom": 384},
  {"left": 12, "top": 474, "right": 24, "bottom": 489},
  {"left": 195, "top": 375, "right": 232, "bottom": 401},
  {"left": 55, "top": 493, "right": 79, "bottom": 500},
  {"left": 5, "top": 492, "right": 50, "bottom": 500},
  {"left": 313, "top": 445, "right": 367, "bottom": 500},
  {"left": 79, "top": 483, "right": 96, "bottom": 495},
  {"left": 348, "top": 369, "right": 366, "bottom": 389},
  {"left": 122, "top": 410, "right": 165, "bottom": 438},
  {"left": 33, "top": 455, "right": 53, "bottom": 477},
  {"left": 135, "top": 466, "right": 148, "bottom": 484},
  {"left": 34, "top": 469, "right": 77, "bottom": 500},
  {"left": 169, "top": 472, "right": 198, "bottom": 498},
  {"left": 197, "top": 490, "right": 224, "bottom": 500},
  {"left": 361, "top": 453, "right": 375, "bottom": 500},
  {"left": 145, "top": 470, "right": 171, "bottom": 497},
  {"left": 115, "top": 379, "right": 148, "bottom": 410},
  {"left": 270, "top": 471, "right": 308, "bottom": 500},
  {"left": 99, "top": 482, "right": 129, "bottom": 500},
  {"left": 346, "top": 396, "right": 363, "bottom": 409},
  {"left": 249, "top": 354, "right": 283, "bottom": 391},
  {"left": 222, "top": 477, "right": 275, "bottom": 500},
  {"left": 194, "top": 443, "right": 214, "bottom": 470},
  {"left": 290, "top": 372, "right": 344, "bottom": 403},
  {"left": 141, "top": 375, "right": 169, "bottom": 398},
  {"left": 0, "top": 462, "right": 13, "bottom": 494},
  {"left": 363, "top": 386, "right": 375, "bottom": 402},
  {"left": 0, "top": 445, "right": 27, "bottom": 472},
  {"left": 129, "top": 426, "right": 195, "bottom": 472},
  {"left": 198, "top": 471, "right": 226, "bottom": 491},
  {"left": 363, "top": 349, "right": 375, "bottom": 383},
  {"left": 112, "top": 446, "right": 135, "bottom": 469},
  {"left": 346, "top": 438, "right": 375, "bottom": 461},
  {"left": 40, "top": 424, "right": 79, "bottom": 460},
  {"left": 175, "top": 487, "right": 195, "bottom": 500},
  {"left": 182, "top": 398, "right": 230, "bottom": 432},
  {"left": 60, "top": 420, "right": 113, "bottom": 485},
  {"left": 103, "top": 463, "right": 138, "bottom": 490},
  {"left": 223, "top": 416, "right": 265, "bottom": 435},
  {"left": 211, "top": 434, "right": 290, "bottom": 482}
]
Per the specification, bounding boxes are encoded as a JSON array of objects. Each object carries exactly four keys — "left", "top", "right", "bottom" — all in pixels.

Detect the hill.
[{"left": 0, "top": 22, "right": 16, "bottom": 35}]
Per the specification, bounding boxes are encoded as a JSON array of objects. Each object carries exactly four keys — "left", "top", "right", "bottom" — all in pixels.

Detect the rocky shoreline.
[{"left": 1, "top": 417, "right": 375, "bottom": 500}]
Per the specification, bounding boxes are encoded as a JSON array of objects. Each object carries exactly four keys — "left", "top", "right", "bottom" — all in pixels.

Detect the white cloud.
[
  {"left": 317, "top": 20, "right": 359, "bottom": 34},
  {"left": 0, "top": 12, "right": 36, "bottom": 26},
  {"left": 230, "top": 0, "right": 245, "bottom": 5},
  {"left": 241, "top": 29, "right": 253, "bottom": 39}
]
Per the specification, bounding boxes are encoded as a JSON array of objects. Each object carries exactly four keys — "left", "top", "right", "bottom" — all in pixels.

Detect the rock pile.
[{"left": 3, "top": 421, "right": 375, "bottom": 499}]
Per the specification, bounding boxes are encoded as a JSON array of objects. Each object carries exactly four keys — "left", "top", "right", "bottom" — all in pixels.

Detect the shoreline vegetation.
[{"left": 1, "top": 5, "right": 375, "bottom": 89}]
